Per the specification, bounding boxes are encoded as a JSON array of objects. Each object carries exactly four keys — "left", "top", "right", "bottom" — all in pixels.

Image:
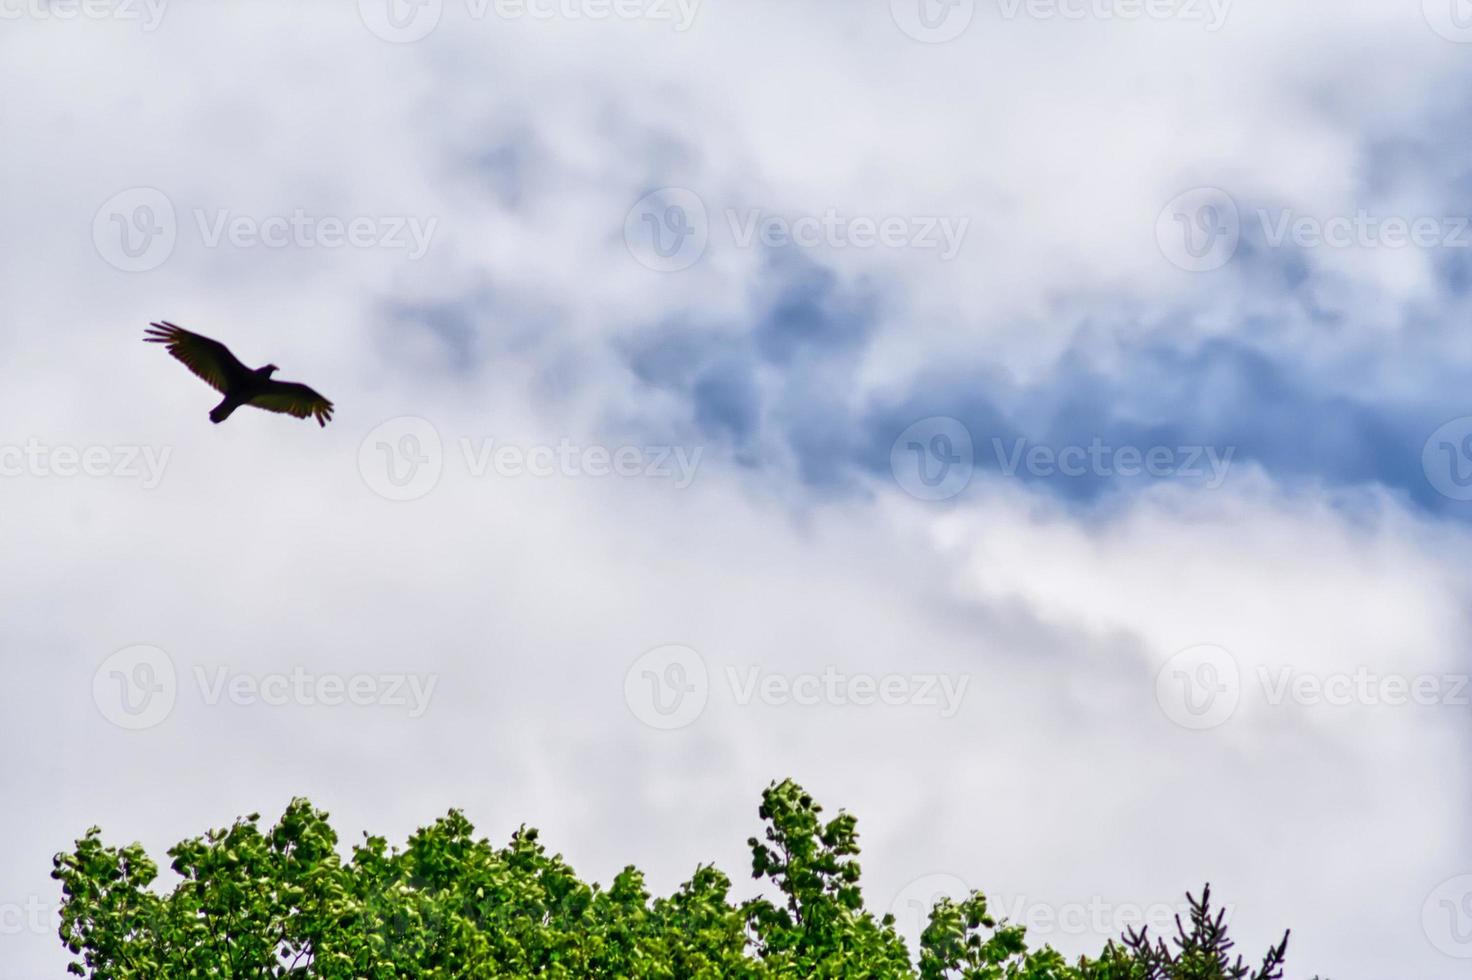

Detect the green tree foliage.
[{"left": 52, "top": 779, "right": 1297, "bottom": 979}]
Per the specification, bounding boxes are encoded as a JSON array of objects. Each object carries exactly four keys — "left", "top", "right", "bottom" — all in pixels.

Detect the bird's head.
[{"left": 261, "top": 364, "right": 280, "bottom": 378}]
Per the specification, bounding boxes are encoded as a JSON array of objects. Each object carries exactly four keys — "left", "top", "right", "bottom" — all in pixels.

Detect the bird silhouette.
[{"left": 144, "top": 322, "right": 334, "bottom": 427}]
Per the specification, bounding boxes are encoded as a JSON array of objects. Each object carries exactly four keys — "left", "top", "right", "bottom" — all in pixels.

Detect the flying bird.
[{"left": 144, "top": 321, "right": 334, "bottom": 427}]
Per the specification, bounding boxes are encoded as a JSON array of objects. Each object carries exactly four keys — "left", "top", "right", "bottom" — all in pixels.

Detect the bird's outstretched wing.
[
  {"left": 143, "top": 321, "right": 251, "bottom": 393},
  {"left": 249, "top": 381, "right": 335, "bottom": 427}
]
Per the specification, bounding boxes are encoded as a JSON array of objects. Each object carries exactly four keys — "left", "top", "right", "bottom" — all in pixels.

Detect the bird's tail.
[{"left": 209, "top": 398, "right": 239, "bottom": 424}]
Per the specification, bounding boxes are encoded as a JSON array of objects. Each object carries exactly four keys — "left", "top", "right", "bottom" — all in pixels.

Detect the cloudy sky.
[{"left": 3, "top": 1, "right": 1472, "bottom": 977}]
